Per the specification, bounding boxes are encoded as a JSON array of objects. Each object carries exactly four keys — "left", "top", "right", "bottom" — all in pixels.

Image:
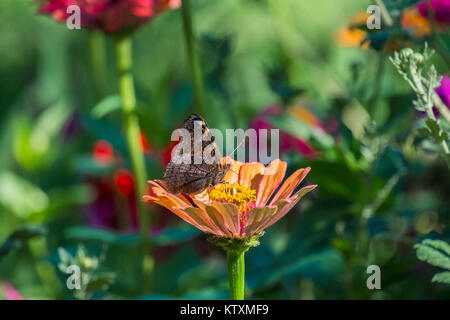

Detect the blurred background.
[{"left": 0, "top": 0, "right": 449, "bottom": 299}]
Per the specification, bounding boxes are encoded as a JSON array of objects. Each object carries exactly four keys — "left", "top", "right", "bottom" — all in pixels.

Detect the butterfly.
[{"left": 162, "top": 114, "right": 231, "bottom": 195}]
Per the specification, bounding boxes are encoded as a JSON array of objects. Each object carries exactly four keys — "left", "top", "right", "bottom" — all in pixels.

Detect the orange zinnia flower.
[
  {"left": 334, "top": 12, "right": 371, "bottom": 49},
  {"left": 143, "top": 158, "right": 316, "bottom": 238},
  {"left": 402, "top": 7, "right": 431, "bottom": 37}
]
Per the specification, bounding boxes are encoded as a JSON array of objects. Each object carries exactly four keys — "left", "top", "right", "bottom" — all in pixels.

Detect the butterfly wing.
[
  {"left": 162, "top": 113, "right": 229, "bottom": 194},
  {"left": 163, "top": 162, "right": 222, "bottom": 194}
]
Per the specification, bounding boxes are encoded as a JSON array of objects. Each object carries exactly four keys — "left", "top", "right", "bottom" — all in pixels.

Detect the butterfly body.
[{"left": 163, "top": 114, "right": 231, "bottom": 195}]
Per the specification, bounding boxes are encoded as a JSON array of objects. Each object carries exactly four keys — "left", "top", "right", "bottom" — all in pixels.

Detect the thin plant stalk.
[
  {"left": 226, "top": 250, "right": 245, "bottom": 300},
  {"left": 432, "top": 93, "right": 450, "bottom": 125},
  {"left": 114, "top": 34, "right": 153, "bottom": 290},
  {"left": 374, "top": 0, "right": 393, "bottom": 27},
  {"left": 367, "top": 52, "right": 386, "bottom": 116},
  {"left": 181, "top": 0, "right": 205, "bottom": 115},
  {"left": 89, "top": 31, "right": 109, "bottom": 100}
]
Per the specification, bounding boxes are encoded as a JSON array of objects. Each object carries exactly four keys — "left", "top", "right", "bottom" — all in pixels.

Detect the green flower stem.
[
  {"left": 114, "top": 34, "right": 153, "bottom": 290},
  {"left": 227, "top": 250, "right": 245, "bottom": 300},
  {"left": 181, "top": 0, "right": 205, "bottom": 115},
  {"left": 89, "top": 31, "right": 108, "bottom": 100},
  {"left": 208, "top": 233, "right": 264, "bottom": 300}
]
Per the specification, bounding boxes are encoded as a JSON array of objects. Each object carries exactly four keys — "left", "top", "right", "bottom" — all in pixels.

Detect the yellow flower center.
[{"left": 210, "top": 184, "right": 256, "bottom": 211}]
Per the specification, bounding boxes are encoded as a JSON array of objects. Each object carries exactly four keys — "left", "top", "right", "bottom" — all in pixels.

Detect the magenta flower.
[
  {"left": 250, "top": 105, "right": 327, "bottom": 158},
  {"left": 418, "top": 0, "right": 450, "bottom": 24},
  {"left": 36, "top": 0, "right": 181, "bottom": 33},
  {"left": 415, "top": 75, "right": 450, "bottom": 119},
  {"left": 436, "top": 75, "right": 450, "bottom": 108}
]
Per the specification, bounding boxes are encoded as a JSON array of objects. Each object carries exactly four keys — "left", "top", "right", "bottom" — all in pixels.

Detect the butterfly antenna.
[{"left": 227, "top": 137, "right": 246, "bottom": 158}]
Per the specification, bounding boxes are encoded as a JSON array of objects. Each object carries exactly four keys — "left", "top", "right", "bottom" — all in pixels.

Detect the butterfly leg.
[{"left": 208, "top": 185, "right": 211, "bottom": 205}]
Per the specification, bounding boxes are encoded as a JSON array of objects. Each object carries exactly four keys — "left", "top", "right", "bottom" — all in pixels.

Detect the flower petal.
[
  {"left": 256, "top": 185, "right": 316, "bottom": 233},
  {"left": 170, "top": 207, "right": 210, "bottom": 232},
  {"left": 223, "top": 158, "right": 243, "bottom": 185},
  {"left": 184, "top": 207, "right": 225, "bottom": 236},
  {"left": 144, "top": 180, "right": 192, "bottom": 208},
  {"left": 269, "top": 167, "right": 311, "bottom": 206},
  {"left": 212, "top": 203, "right": 241, "bottom": 236},
  {"left": 255, "top": 159, "right": 287, "bottom": 207},
  {"left": 238, "top": 162, "right": 265, "bottom": 190},
  {"left": 204, "top": 204, "right": 236, "bottom": 237},
  {"left": 244, "top": 206, "right": 278, "bottom": 237}
]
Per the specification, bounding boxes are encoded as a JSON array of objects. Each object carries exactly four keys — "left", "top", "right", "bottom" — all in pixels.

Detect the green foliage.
[
  {"left": 0, "top": 225, "right": 46, "bottom": 261},
  {"left": 418, "top": 119, "right": 448, "bottom": 143},
  {"left": 0, "top": 172, "right": 49, "bottom": 219},
  {"left": 65, "top": 225, "right": 201, "bottom": 246},
  {"left": 0, "top": 0, "right": 449, "bottom": 300},
  {"left": 415, "top": 239, "right": 450, "bottom": 284},
  {"left": 390, "top": 46, "right": 450, "bottom": 167},
  {"left": 57, "top": 245, "right": 116, "bottom": 300},
  {"left": 384, "top": 0, "right": 422, "bottom": 16}
]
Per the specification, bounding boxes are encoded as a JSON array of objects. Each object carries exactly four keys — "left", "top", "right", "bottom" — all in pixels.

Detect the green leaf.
[
  {"left": 91, "top": 95, "right": 122, "bottom": 119},
  {"left": 422, "top": 239, "right": 450, "bottom": 256},
  {"left": 0, "top": 171, "right": 49, "bottom": 218},
  {"left": 418, "top": 127, "right": 432, "bottom": 138},
  {"left": 426, "top": 118, "right": 440, "bottom": 133},
  {"left": 153, "top": 224, "right": 202, "bottom": 246},
  {"left": 72, "top": 156, "right": 115, "bottom": 175},
  {"left": 65, "top": 227, "right": 140, "bottom": 246},
  {"left": 384, "top": 0, "right": 422, "bottom": 16},
  {"left": 0, "top": 225, "right": 46, "bottom": 261},
  {"left": 415, "top": 240, "right": 450, "bottom": 270},
  {"left": 250, "top": 248, "right": 344, "bottom": 289},
  {"left": 432, "top": 272, "right": 450, "bottom": 284},
  {"left": 13, "top": 116, "right": 49, "bottom": 170},
  {"left": 85, "top": 273, "right": 116, "bottom": 296},
  {"left": 425, "top": 119, "right": 448, "bottom": 142},
  {"left": 64, "top": 225, "right": 201, "bottom": 246},
  {"left": 57, "top": 247, "right": 73, "bottom": 265}
]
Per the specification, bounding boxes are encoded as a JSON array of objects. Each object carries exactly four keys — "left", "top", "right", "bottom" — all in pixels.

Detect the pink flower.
[
  {"left": 417, "top": 0, "right": 450, "bottom": 24},
  {"left": 3, "top": 283, "right": 23, "bottom": 300},
  {"left": 250, "top": 105, "right": 326, "bottom": 158},
  {"left": 36, "top": 0, "right": 181, "bottom": 33}
]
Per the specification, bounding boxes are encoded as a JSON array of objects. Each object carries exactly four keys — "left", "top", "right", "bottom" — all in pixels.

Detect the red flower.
[
  {"left": 161, "top": 140, "right": 179, "bottom": 166},
  {"left": 114, "top": 169, "right": 135, "bottom": 196},
  {"left": 140, "top": 131, "right": 152, "bottom": 155},
  {"left": 36, "top": 0, "right": 181, "bottom": 33},
  {"left": 93, "top": 140, "right": 114, "bottom": 165}
]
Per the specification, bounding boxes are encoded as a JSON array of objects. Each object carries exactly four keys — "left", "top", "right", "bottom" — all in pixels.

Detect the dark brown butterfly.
[{"left": 162, "top": 114, "right": 231, "bottom": 195}]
